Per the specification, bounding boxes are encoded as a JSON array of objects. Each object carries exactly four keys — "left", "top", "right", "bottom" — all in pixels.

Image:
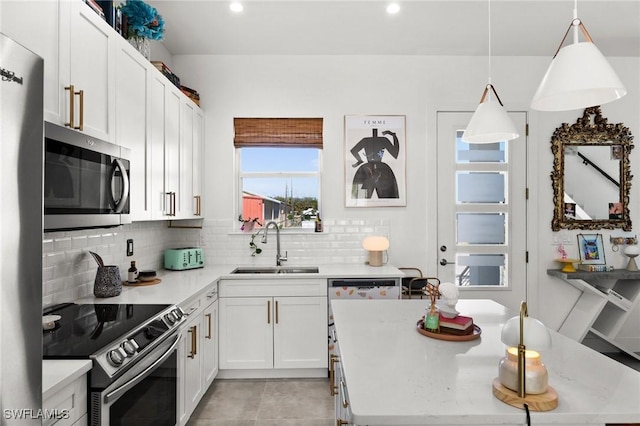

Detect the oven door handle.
[{"left": 104, "top": 334, "right": 179, "bottom": 404}]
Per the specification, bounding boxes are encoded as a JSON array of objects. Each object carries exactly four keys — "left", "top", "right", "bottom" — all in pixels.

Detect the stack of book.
[
  {"left": 577, "top": 264, "right": 614, "bottom": 272},
  {"left": 180, "top": 86, "right": 200, "bottom": 106},
  {"left": 83, "top": 0, "right": 106, "bottom": 19},
  {"left": 151, "top": 61, "right": 181, "bottom": 89},
  {"left": 438, "top": 314, "right": 474, "bottom": 335}
]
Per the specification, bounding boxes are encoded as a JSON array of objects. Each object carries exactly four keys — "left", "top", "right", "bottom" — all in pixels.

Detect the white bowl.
[{"left": 42, "top": 314, "right": 61, "bottom": 331}]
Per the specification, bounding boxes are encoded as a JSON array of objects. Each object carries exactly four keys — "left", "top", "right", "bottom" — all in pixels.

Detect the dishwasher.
[{"left": 327, "top": 277, "right": 401, "bottom": 359}]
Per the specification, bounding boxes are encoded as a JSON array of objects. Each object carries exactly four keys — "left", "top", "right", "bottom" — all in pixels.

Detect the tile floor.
[{"left": 186, "top": 378, "right": 334, "bottom": 426}]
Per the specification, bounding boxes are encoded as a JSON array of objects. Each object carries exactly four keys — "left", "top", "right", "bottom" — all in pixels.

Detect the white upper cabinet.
[
  {"left": 116, "top": 42, "right": 150, "bottom": 221},
  {"left": 68, "top": 0, "right": 115, "bottom": 141},
  {"left": 2, "top": 0, "right": 204, "bottom": 222}
]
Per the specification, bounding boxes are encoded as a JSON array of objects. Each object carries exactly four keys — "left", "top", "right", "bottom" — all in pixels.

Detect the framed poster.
[
  {"left": 344, "top": 115, "right": 406, "bottom": 207},
  {"left": 577, "top": 233, "right": 606, "bottom": 265}
]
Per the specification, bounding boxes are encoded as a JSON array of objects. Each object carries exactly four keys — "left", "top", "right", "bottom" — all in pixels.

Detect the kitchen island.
[{"left": 331, "top": 299, "right": 640, "bottom": 426}]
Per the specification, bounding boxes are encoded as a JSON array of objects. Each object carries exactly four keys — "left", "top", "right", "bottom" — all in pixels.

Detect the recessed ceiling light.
[
  {"left": 230, "top": 2, "right": 244, "bottom": 13},
  {"left": 386, "top": 3, "right": 400, "bottom": 14}
]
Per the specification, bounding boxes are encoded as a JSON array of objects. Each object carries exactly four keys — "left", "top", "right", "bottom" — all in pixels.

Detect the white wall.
[{"left": 170, "top": 53, "right": 640, "bottom": 350}]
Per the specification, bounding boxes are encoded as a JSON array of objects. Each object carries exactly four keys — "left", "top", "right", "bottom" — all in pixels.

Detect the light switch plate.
[{"left": 126, "top": 239, "right": 134, "bottom": 256}]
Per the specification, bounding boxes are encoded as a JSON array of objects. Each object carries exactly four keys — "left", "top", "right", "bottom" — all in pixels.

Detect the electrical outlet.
[
  {"left": 126, "top": 239, "right": 134, "bottom": 256},
  {"left": 198, "top": 232, "right": 206, "bottom": 247}
]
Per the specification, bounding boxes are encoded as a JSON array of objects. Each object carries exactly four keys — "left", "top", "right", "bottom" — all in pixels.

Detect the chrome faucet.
[{"left": 262, "top": 221, "right": 288, "bottom": 266}]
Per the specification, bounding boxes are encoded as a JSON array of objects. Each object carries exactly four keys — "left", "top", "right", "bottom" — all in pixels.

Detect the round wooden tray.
[
  {"left": 123, "top": 278, "right": 162, "bottom": 287},
  {"left": 416, "top": 319, "right": 481, "bottom": 341}
]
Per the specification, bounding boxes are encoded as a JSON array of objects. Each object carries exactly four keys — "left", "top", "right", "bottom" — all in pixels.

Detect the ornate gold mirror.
[{"left": 551, "top": 106, "right": 634, "bottom": 231}]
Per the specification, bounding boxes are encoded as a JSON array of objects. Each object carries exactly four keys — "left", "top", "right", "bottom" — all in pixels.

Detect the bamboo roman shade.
[{"left": 233, "top": 118, "right": 323, "bottom": 148}]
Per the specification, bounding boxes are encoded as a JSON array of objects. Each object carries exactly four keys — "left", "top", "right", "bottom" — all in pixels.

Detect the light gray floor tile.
[
  {"left": 189, "top": 378, "right": 334, "bottom": 425},
  {"left": 190, "top": 379, "right": 266, "bottom": 421}
]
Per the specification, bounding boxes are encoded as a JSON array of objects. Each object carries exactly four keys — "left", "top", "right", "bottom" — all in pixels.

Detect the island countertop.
[{"left": 331, "top": 299, "right": 640, "bottom": 426}]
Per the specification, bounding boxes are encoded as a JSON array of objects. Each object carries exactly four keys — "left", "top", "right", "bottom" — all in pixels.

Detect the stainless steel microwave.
[{"left": 44, "top": 122, "right": 131, "bottom": 232}]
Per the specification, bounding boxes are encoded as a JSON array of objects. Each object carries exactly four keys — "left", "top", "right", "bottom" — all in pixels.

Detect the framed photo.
[
  {"left": 344, "top": 115, "right": 406, "bottom": 207},
  {"left": 609, "top": 202, "right": 623, "bottom": 219},
  {"left": 564, "top": 202, "right": 576, "bottom": 219},
  {"left": 577, "top": 233, "right": 606, "bottom": 265}
]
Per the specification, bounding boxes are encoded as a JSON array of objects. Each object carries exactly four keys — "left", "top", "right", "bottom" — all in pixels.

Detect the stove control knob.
[
  {"left": 107, "top": 348, "right": 127, "bottom": 366},
  {"left": 173, "top": 308, "right": 184, "bottom": 320},
  {"left": 121, "top": 340, "right": 139, "bottom": 356},
  {"left": 164, "top": 312, "right": 176, "bottom": 325}
]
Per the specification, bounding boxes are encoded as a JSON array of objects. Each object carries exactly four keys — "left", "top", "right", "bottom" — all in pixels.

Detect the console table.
[{"left": 547, "top": 269, "right": 640, "bottom": 361}]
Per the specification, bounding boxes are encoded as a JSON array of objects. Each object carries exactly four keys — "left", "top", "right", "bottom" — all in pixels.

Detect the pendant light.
[
  {"left": 531, "top": 1, "right": 626, "bottom": 111},
  {"left": 461, "top": 0, "right": 519, "bottom": 144}
]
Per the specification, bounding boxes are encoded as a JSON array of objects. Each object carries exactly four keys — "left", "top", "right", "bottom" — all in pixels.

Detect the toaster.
[{"left": 164, "top": 248, "right": 205, "bottom": 271}]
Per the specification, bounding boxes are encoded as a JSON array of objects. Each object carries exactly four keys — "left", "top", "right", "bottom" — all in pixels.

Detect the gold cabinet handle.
[
  {"left": 65, "top": 85, "right": 75, "bottom": 129},
  {"left": 188, "top": 325, "right": 197, "bottom": 358},
  {"left": 340, "top": 379, "right": 349, "bottom": 408},
  {"left": 337, "top": 420, "right": 349, "bottom": 426},
  {"left": 205, "top": 313, "right": 212, "bottom": 339},
  {"left": 77, "top": 89, "right": 84, "bottom": 131},
  {"left": 275, "top": 300, "right": 279, "bottom": 324},
  {"left": 171, "top": 192, "right": 176, "bottom": 216},
  {"left": 329, "top": 355, "right": 340, "bottom": 396},
  {"left": 267, "top": 300, "right": 271, "bottom": 324},
  {"left": 194, "top": 195, "right": 201, "bottom": 216}
]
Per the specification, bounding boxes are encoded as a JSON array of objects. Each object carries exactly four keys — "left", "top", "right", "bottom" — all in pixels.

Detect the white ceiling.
[{"left": 146, "top": 0, "right": 640, "bottom": 57}]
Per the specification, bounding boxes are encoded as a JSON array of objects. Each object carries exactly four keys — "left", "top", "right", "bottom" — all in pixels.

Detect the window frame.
[{"left": 235, "top": 147, "right": 323, "bottom": 232}]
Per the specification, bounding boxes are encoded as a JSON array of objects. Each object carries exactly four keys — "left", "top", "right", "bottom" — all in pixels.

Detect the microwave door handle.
[{"left": 111, "top": 158, "right": 130, "bottom": 213}]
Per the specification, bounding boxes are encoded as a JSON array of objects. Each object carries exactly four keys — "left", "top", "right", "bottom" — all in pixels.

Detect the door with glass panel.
[{"left": 436, "top": 112, "right": 527, "bottom": 311}]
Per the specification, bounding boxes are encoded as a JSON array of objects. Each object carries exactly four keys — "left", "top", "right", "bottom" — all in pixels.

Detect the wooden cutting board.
[{"left": 123, "top": 278, "right": 161, "bottom": 287}]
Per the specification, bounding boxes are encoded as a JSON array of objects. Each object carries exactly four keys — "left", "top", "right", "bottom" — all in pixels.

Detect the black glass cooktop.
[{"left": 43, "top": 303, "right": 169, "bottom": 358}]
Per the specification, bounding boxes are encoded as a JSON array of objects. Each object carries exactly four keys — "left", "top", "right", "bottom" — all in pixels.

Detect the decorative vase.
[{"left": 128, "top": 36, "right": 150, "bottom": 60}]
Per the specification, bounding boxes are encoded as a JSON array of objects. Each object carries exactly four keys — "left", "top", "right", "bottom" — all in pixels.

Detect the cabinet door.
[
  {"left": 115, "top": 43, "right": 149, "bottom": 220},
  {"left": 192, "top": 108, "right": 204, "bottom": 217},
  {"left": 178, "top": 99, "right": 194, "bottom": 218},
  {"left": 179, "top": 314, "right": 203, "bottom": 426},
  {"left": 69, "top": 0, "right": 115, "bottom": 141},
  {"left": 219, "top": 297, "right": 273, "bottom": 369},
  {"left": 165, "top": 87, "right": 181, "bottom": 217},
  {"left": 273, "top": 296, "right": 328, "bottom": 369},
  {"left": 202, "top": 299, "right": 218, "bottom": 389},
  {"left": 149, "top": 73, "right": 168, "bottom": 219},
  {"left": 0, "top": 0, "right": 69, "bottom": 126}
]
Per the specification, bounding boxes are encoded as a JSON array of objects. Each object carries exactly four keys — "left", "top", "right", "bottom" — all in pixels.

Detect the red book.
[{"left": 438, "top": 313, "right": 473, "bottom": 330}]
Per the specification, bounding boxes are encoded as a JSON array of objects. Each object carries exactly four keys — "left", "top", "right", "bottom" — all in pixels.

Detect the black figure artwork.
[{"left": 350, "top": 128, "right": 400, "bottom": 199}]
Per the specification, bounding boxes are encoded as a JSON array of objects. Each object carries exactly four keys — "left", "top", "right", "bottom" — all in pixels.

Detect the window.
[{"left": 234, "top": 118, "right": 322, "bottom": 230}]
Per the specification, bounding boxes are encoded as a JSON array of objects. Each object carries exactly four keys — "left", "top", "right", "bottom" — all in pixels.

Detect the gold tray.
[{"left": 416, "top": 319, "right": 481, "bottom": 341}]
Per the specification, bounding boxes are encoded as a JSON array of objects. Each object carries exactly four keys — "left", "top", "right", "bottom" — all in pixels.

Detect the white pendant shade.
[
  {"left": 531, "top": 40, "right": 626, "bottom": 111},
  {"left": 462, "top": 100, "right": 519, "bottom": 143}
]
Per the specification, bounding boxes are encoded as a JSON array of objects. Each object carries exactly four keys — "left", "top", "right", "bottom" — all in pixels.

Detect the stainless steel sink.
[{"left": 231, "top": 266, "right": 319, "bottom": 274}]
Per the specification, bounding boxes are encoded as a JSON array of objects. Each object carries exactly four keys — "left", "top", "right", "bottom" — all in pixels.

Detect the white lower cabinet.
[
  {"left": 42, "top": 373, "right": 88, "bottom": 426},
  {"left": 202, "top": 297, "right": 219, "bottom": 389},
  {"left": 218, "top": 279, "right": 328, "bottom": 375},
  {"left": 178, "top": 284, "right": 219, "bottom": 426}
]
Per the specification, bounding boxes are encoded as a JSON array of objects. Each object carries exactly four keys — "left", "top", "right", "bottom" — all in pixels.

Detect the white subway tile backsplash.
[{"left": 43, "top": 217, "right": 388, "bottom": 305}]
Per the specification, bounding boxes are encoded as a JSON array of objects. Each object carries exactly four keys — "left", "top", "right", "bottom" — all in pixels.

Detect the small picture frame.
[
  {"left": 577, "top": 233, "right": 606, "bottom": 265},
  {"left": 611, "top": 145, "right": 623, "bottom": 160},
  {"left": 564, "top": 202, "right": 576, "bottom": 219},
  {"left": 609, "top": 202, "right": 623, "bottom": 219}
]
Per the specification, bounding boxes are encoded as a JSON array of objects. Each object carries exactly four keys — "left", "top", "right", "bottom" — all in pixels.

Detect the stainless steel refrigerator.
[{"left": 1, "top": 32, "right": 44, "bottom": 424}]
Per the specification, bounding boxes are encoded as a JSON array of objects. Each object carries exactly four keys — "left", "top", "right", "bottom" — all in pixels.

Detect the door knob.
[{"left": 440, "top": 259, "right": 455, "bottom": 266}]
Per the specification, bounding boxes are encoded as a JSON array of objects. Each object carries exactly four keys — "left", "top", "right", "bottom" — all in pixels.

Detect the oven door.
[{"left": 91, "top": 333, "right": 179, "bottom": 426}]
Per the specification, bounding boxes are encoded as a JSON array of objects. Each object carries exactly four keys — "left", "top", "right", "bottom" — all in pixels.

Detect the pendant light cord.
[{"left": 487, "top": 0, "right": 492, "bottom": 85}]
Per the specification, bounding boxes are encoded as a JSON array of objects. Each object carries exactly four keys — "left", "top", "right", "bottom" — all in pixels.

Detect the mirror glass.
[{"left": 551, "top": 107, "right": 634, "bottom": 231}]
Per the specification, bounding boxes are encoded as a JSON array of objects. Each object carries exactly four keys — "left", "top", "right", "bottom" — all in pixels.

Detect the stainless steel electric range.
[{"left": 43, "top": 303, "right": 185, "bottom": 426}]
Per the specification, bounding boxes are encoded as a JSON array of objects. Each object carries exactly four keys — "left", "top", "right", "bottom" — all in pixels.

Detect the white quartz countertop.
[
  {"left": 72, "top": 264, "right": 404, "bottom": 306},
  {"left": 42, "top": 360, "right": 92, "bottom": 400},
  {"left": 331, "top": 299, "right": 640, "bottom": 426}
]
